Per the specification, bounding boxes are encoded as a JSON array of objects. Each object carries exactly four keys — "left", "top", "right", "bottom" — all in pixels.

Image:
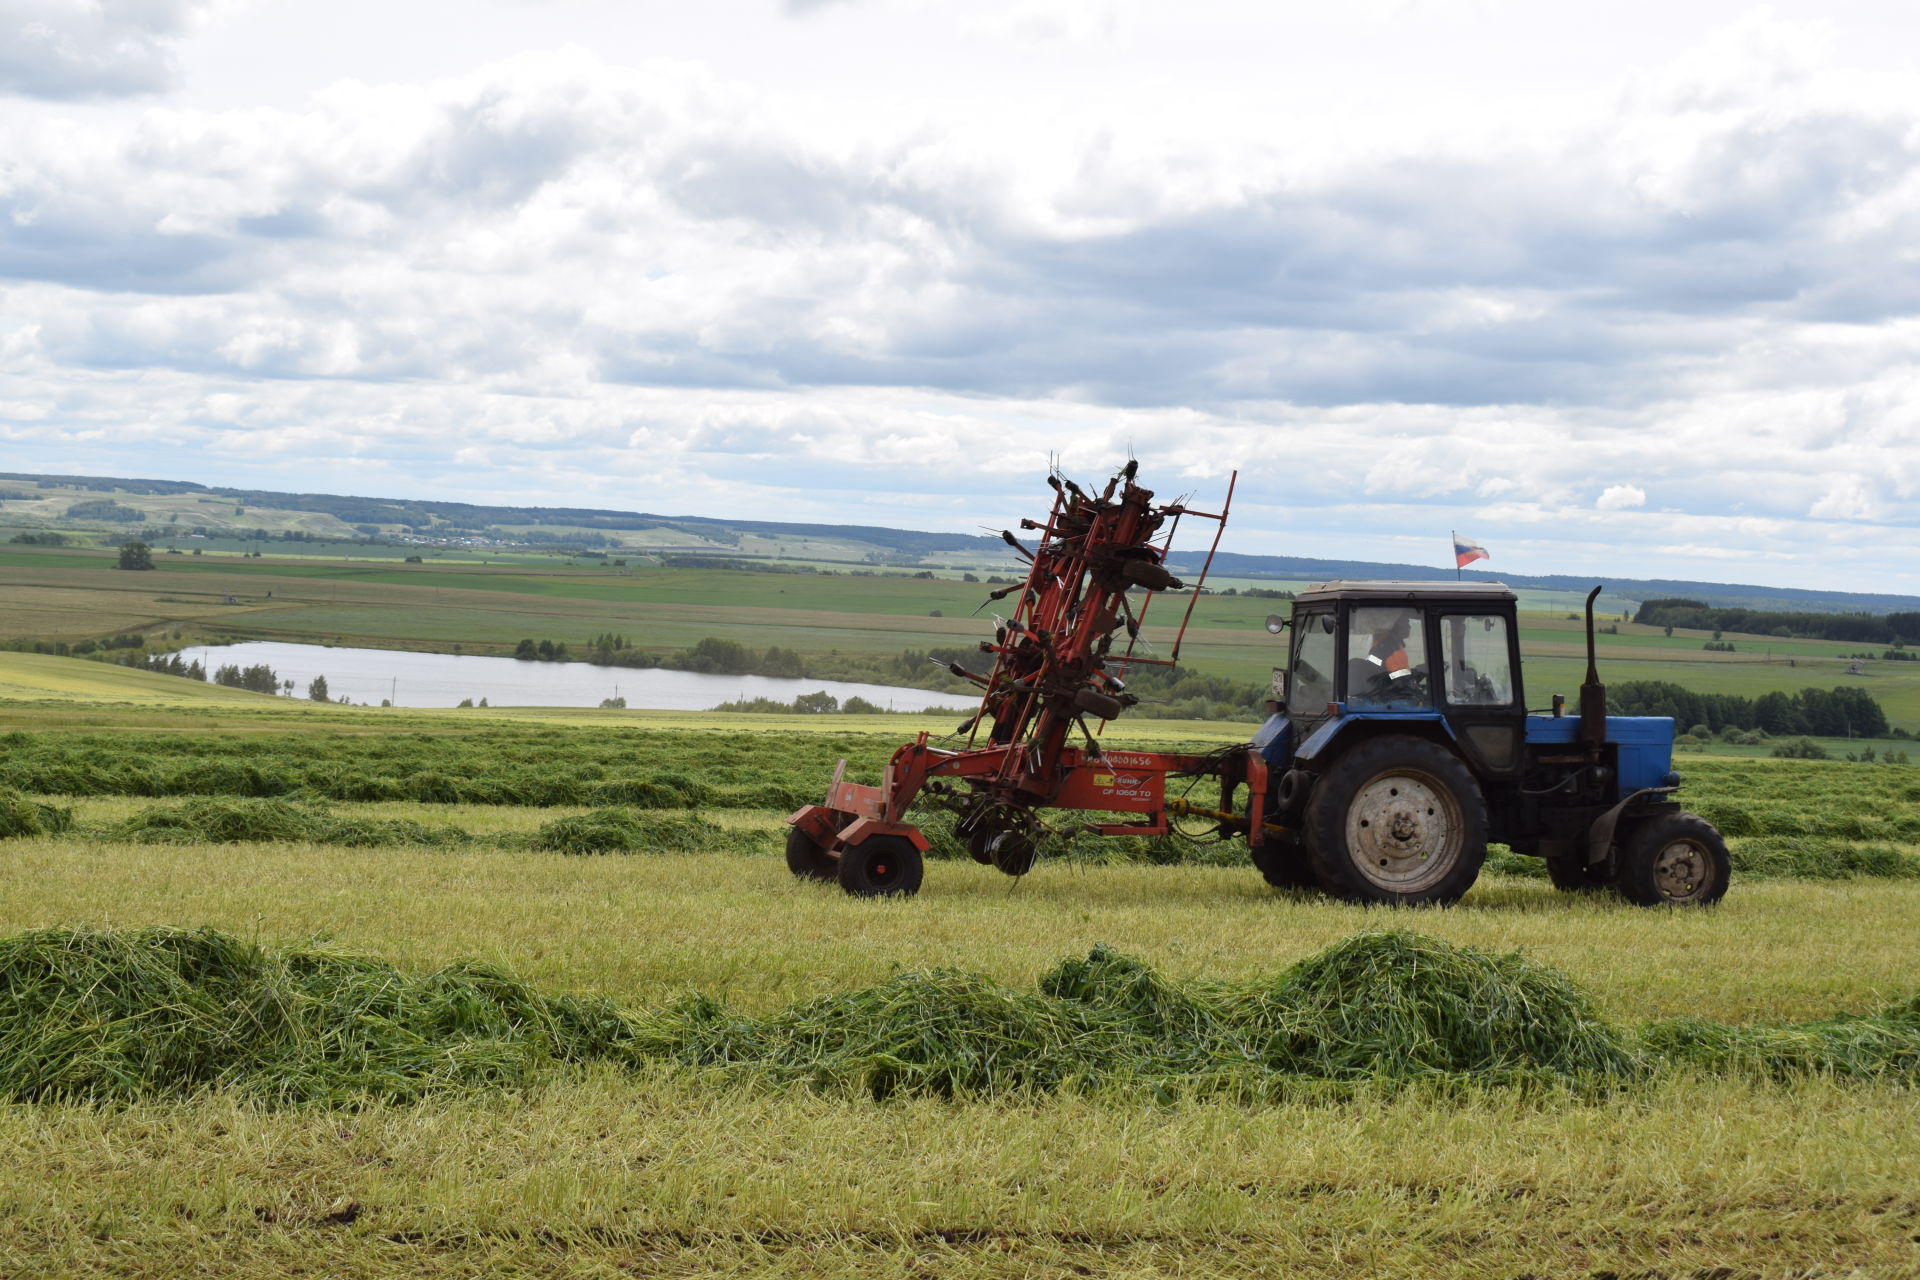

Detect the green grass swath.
[{"left": 5, "top": 927, "right": 1916, "bottom": 1107}]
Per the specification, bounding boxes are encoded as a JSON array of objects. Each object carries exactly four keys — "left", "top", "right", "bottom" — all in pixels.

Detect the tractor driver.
[{"left": 1346, "top": 607, "right": 1424, "bottom": 707}]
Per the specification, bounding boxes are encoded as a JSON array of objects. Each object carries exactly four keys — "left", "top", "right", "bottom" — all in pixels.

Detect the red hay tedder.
[{"left": 784, "top": 460, "right": 1248, "bottom": 896}]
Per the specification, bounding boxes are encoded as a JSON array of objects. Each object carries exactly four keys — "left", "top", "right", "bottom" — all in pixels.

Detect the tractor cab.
[
  {"left": 1261, "top": 581, "right": 1525, "bottom": 780},
  {"left": 1281, "top": 580, "right": 1520, "bottom": 717}
]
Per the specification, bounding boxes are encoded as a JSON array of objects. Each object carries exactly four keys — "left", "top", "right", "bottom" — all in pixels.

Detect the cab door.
[
  {"left": 1286, "top": 608, "right": 1338, "bottom": 728},
  {"left": 1436, "top": 611, "right": 1524, "bottom": 775}
]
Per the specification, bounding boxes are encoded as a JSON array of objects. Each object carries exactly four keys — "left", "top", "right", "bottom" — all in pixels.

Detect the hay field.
[
  {"left": 2, "top": 846, "right": 1919, "bottom": 1276},
  {"left": 2, "top": 690, "right": 1919, "bottom": 1277}
]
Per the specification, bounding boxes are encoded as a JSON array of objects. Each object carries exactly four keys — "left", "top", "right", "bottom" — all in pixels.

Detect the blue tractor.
[{"left": 1239, "top": 580, "right": 1730, "bottom": 906}]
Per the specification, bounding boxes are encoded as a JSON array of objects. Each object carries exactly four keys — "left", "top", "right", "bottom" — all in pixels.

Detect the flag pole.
[{"left": 1452, "top": 531, "right": 1460, "bottom": 581}]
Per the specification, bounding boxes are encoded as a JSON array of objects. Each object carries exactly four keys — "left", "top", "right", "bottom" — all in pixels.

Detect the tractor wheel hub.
[
  {"left": 1651, "top": 840, "right": 1707, "bottom": 899},
  {"left": 1345, "top": 770, "right": 1465, "bottom": 891}
]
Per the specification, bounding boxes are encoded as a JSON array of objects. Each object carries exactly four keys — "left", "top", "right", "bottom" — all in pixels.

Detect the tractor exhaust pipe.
[{"left": 1579, "top": 585, "right": 1607, "bottom": 749}]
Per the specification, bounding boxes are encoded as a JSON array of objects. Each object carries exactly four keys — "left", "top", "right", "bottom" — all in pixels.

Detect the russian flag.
[{"left": 1453, "top": 534, "right": 1489, "bottom": 569}]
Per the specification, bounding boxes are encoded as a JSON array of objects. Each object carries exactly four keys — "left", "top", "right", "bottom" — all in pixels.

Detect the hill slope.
[{"left": 5, "top": 470, "right": 1914, "bottom": 615}]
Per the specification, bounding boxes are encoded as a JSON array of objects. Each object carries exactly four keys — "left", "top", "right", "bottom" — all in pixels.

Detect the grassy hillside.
[
  {"left": 9, "top": 468, "right": 1916, "bottom": 614},
  {"left": 0, "top": 652, "right": 290, "bottom": 708},
  {"left": 5, "top": 541, "right": 1919, "bottom": 731}
]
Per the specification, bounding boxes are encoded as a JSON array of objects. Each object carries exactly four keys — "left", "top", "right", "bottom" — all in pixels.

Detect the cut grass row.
[
  {"left": 7, "top": 832, "right": 1919, "bottom": 1025},
  {"left": 5, "top": 715, "right": 1916, "bottom": 840},
  {"left": 4, "top": 924, "right": 1916, "bottom": 1110},
  {"left": 0, "top": 723, "right": 856, "bottom": 809},
  {"left": 12, "top": 790, "right": 1913, "bottom": 883}
]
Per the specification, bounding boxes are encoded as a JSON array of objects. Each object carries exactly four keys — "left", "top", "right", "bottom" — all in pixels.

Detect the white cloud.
[
  {"left": 975, "top": 0, "right": 1130, "bottom": 50},
  {"left": 0, "top": 8, "right": 1915, "bottom": 595},
  {"left": 1810, "top": 475, "right": 1879, "bottom": 521},
  {"left": 0, "top": 0, "right": 230, "bottom": 100}
]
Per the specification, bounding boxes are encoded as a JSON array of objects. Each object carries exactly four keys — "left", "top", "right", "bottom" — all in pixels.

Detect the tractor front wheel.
[
  {"left": 837, "top": 834, "right": 925, "bottom": 898},
  {"left": 1616, "top": 812, "right": 1729, "bottom": 906},
  {"left": 1304, "top": 737, "right": 1487, "bottom": 905}
]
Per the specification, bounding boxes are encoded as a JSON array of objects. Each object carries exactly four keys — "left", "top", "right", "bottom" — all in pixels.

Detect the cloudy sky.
[{"left": 2, "top": 1, "right": 1917, "bottom": 592}]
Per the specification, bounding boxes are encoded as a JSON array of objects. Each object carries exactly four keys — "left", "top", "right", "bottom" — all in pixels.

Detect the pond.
[{"left": 174, "top": 641, "right": 974, "bottom": 713}]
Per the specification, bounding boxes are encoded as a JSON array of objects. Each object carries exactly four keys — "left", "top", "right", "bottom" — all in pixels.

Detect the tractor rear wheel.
[
  {"left": 1304, "top": 736, "right": 1487, "bottom": 905},
  {"left": 837, "top": 834, "right": 925, "bottom": 897},
  {"left": 785, "top": 825, "right": 837, "bottom": 882},
  {"left": 1615, "top": 812, "right": 1729, "bottom": 906}
]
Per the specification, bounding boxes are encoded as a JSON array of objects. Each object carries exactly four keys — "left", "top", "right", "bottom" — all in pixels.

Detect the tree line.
[
  {"left": 1634, "top": 598, "right": 1920, "bottom": 646},
  {"left": 1611, "top": 680, "right": 1898, "bottom": 738}
]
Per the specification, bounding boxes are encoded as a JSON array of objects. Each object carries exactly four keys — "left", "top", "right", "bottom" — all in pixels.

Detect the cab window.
[
  {"left": 1289, "top": 610, "right": 1336, "bottom": 713},
  {"left": 1347, "top": 605, "right": 1428, "bottom": 708},
  {"left": 1440, "top": 614, "right": 1515, "bottom": 706}
]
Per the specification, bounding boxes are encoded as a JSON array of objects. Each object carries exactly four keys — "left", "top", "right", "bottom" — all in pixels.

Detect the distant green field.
[{"left": 5, "top": 543, "right": 1917, "bottom": 730}]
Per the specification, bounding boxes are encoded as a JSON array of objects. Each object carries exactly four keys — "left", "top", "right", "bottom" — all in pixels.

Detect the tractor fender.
[
  {"left": 1584, "top": 786, "right": 1680, "bottom": 868},
  {"left": 1282, "top": 715, "right": 1468, "bottom": 822},
  {"left": 837, "top": 816, "right": 931, "bottom": 853},
  {"left": 1293, "top": 712, "right": 1458, "bottom": 766}
]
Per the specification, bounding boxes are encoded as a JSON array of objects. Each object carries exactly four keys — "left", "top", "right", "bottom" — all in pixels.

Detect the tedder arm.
[{"left": 787, "top": 462, "right": 1262, "bottom": 893}]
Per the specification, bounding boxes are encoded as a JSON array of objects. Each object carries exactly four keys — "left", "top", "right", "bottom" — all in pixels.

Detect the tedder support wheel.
[
  {"left": 1251, "top": 831, "right": 1316, "bottom": 890},
  {"left": 837, "top": 834, "right": 924, "bottom": 898},
  {"left": 1545, "top": 852, "right": 1614, "bottom": 893},
  {"left": 1304, "top": 736, "right": 1488, "bottom": 905},
  {"left": 785, "top": 825, "right": 837, "bottom": 882},
  {"left": 1615, "top": 812, "right": 1730, "bottom": 907}
]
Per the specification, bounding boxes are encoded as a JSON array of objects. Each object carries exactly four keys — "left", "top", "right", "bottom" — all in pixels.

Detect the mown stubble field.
[{"left": 2, "top": 678, "right": 1918, "bottom": 1277}]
